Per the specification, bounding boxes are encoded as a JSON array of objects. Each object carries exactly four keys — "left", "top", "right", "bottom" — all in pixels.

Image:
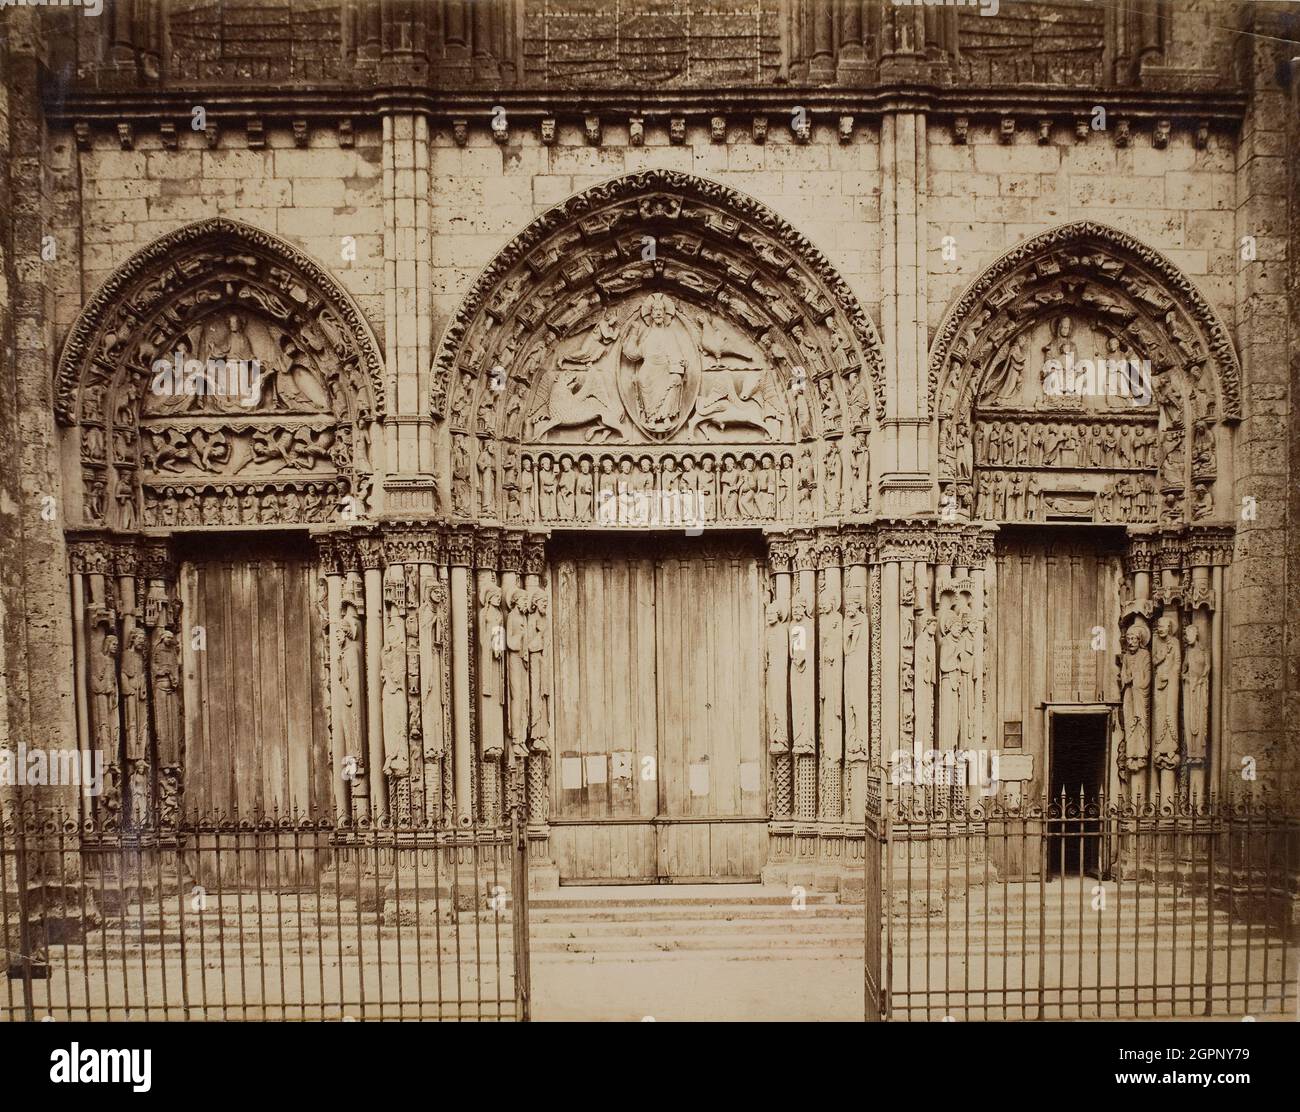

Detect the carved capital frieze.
[
  {"left": 474, "top": 529, "right": 502, "bottom": 571},
  {"left": 791, "top": 534, "right": 819, "bottom": 573},
  {"left": 1186, "top": 524, "right": 1235, "bottom": 567},
  {"left": 521, "top": 534, "right": 548, "bottom": 578},
  {"left": 445, "top": 528, "right": 476, "bottom": 568},
  {"left": 1124, "top": 530, "right": 1160, "bottom": 576},
  {"left": 876, "top": 521, "right": 938, "bottom": 565},
  {"left": 840, "top": 529, "right": 873, "bottom": 567},
  {"left": 355, "top": 535, "right": 385, "bottom": 571},
  {"left": 765, "top": 533, "right": 796, "bottom": 574},
  {"left": 498, "top": 532, "right": 525, "bottom": 575}
]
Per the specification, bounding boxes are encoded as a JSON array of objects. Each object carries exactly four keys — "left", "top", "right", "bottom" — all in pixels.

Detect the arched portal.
[
  {"left": 56, "top": 220, "right": 386, "bottom": 829},
  {"left": 929, "top": 220, "right": 1240, "bottom": 527},
  {"left": 927, "top": 223, "right": 1240, "bottom": 810},
  {"left": 430, "top": 172, "right": 887, "bottom": 886},
  {"left": 56, "top": 217, "right": 385, "bottom": 532}
]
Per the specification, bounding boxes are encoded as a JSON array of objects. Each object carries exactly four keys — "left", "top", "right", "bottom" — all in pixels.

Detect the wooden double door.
[{"left": 548, "top": 534, "right": 768, "bottom": 883}]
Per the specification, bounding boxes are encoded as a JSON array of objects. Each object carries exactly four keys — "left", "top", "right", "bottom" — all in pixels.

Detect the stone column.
[
  {"left": 317, "top": 536, "right": 350, "bottom": 821},
  {"left": 1187, "top": 526, "right": 1234, "bottom": 804},
  {"left": 1152, "top": 533, "right": 1185, "bottom": 803},
  {"left": 760, "top": 533, "right": 795, "bottom": 885},
  {"left": 815, "top": 535, "right": 845, "bottom": 891},
  {"left": 518, "top": 532, "right": 557, "bottom": 889},
  {"left": 360, "top": 537, "right": 388, "bottom": 818},
  {"left": 788, "top": 529, "right": 819, "bottom": 885},
  {"left": 475, "top": 530, "right": 505, "bottom": 828},
  {"left": 817, "top": 540, "right": 844, "bottom": 819},
  {"left": 446, "top": 529, "right": 475, "bottom": 826},
  {"left": 841, "top": 530, "right": 873, "bottom": 824}
]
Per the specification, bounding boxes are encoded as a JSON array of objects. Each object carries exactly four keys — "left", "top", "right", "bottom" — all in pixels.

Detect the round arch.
[
  {"left": 928, "top": 221, "right": 1241, "bottom": 527},
  {"left": 56, "top": 218, "right": 386, "bottom": 531},
  {"left": 432, "top": 170, "right": 886, "bottom": 528}
]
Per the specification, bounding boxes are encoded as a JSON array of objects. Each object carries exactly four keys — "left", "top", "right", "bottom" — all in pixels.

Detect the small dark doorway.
[{"left": 1048, "top": 712, "right": 1108, "bottom": 877}]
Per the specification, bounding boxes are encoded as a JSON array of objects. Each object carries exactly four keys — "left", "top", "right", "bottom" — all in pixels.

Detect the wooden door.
[
  {"left": 179, "top": 536, "right": 331, "bottom": 821},
  {"left": 653, "top": 547, "right": 767, "bottom": 880},
  {"left": 549, "top": 536, "right": 767, "bottom": 882}
]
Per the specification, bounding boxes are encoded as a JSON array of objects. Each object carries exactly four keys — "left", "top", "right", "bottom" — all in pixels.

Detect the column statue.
[
  {"left": 818, "top": 590, "right": 843, "bottom": 763},
  {"left": 1152, "top": 614, "right": 1182, "bottom": 773},
  {"left": 843, "top": 597, "right": 871, "bottom": 761},
  {"left": 479, "top": 583, "right": 506, "bottom": 760},
  {"left": 527, "top": 589, "right": 551, "bottom": 752},
  {"left": 765, "top": 600, "right": 789, "bottom": 754},
  {"left": 1181, "top": 625, "right": 1210, "bottom": 764},
  {"left": 505, "top": 587, "right": 530, "bottom": 758},
  {"left": 1119, "top": 617, "right": 1152, "bottom": 775},
  {"left": 789, "top": 594, "right": 815, "bottom": 756}
]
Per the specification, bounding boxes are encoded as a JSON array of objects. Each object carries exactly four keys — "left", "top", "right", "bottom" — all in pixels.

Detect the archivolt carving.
[
  {"left": 57, "top": 219, "right": 384, "bottom": 530},
  {"left": 930, "top": 222, "right": 1240, "bottom": 527},
  {"left": 432, "top": 171, "right": 885, "bottom": 524}
]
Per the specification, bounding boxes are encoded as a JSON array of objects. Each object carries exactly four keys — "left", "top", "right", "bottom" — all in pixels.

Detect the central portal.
[{"left": 547, "top": 534, "right": 768, "bottom": 883}]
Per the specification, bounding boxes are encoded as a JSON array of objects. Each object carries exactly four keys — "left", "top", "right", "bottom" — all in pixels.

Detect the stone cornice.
[{"left": 41, "top": 85, "right": 1250, "bottom": 129}]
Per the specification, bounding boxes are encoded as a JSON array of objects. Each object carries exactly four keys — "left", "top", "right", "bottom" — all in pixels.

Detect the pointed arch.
[
  {"left": 430, "top": 170, "right": 885, "bottom": 526},
  {"left": 56, "top": 219, "right": 385, "bottom": 530},
  {"left": 928, "top": 222, "right": 1241, "bottom": 527},
  {"left": 929, "top": 221, "right": 1241, "bottom": 424}
]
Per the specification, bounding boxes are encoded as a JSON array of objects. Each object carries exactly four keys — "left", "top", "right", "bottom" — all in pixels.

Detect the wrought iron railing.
[
  {"left": 865, "top": 790, "right": 1299, "bottom": 1021},
  {"left": 0, "top": 808, "right": 530, "bottom": 1022}
]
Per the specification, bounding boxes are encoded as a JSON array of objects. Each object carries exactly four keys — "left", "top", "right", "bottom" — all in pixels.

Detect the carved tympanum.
[
  {"left": 932, "top": 224, "right": 1240, "bottom": 527},
  {"left": 432, "top": 172, "right": 884, "bottom": 526},
  {"left": 57, "top": 220, "right": 384, "bottom": 530}
]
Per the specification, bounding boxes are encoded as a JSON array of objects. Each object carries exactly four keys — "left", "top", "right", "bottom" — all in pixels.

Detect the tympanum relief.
[
  {"left": 432, "top": 172, "right": 885, "bottom": 527},
  {"left": 59, "top": 220, "right": 384, "bottom": 532},
  {"left": 932, "top": 225, "right": 1239, "bottom": 529}
]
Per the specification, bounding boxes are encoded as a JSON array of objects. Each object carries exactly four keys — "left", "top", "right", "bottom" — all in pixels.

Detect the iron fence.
[
  {"left": 865, "top": 789, "right": 1299, "bottom": 1021},
  {"left": 1, "top": 807, "right": 530, "bottom": 1021}
]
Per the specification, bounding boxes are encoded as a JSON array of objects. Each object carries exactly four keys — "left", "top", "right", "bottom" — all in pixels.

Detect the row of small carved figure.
[
  {"left": 478, "top": 446, "right": 873, "bottom": 523},
  {"left": 976, "top": 419, "right": 1160, "bottom": 470},
  {"left": 973, "top": 470, "right": 1163, "bottom": 523},
  {"left": 140, "top": 481, "right": 347, "bottom": 527},
  {"left": 974, "top": 470, "right": 1212, "bottom": 524}
]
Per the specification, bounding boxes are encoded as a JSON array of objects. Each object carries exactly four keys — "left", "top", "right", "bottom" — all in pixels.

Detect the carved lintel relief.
[
  {"left": 931, "top": 223, "right": 1241, "bottom": 530},
  {"left": 57, "top": 220, "right": 385, "bottom": 533}
]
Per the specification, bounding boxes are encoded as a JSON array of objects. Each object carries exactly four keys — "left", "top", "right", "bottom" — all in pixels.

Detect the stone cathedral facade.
[{"left": 0, "top": 1, "right": 1297, "bottom": 896}]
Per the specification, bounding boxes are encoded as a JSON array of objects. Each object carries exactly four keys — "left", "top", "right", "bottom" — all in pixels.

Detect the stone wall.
[{"left": 1, "top": 0, "right": 1297, "bottom": 816}]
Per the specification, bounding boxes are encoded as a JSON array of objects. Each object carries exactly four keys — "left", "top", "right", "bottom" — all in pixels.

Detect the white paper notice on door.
[
  {"left": 689, "top": 761, "right": 710, "bottom": 797},
  {"left": 560, "top": 756, "right": 584, "bottom": 790},
  {"left": 740, "top": 761, "right": 760, "bottom": 794},
  {"left": 585, "top": 755, "right": 608, "bottom": 784},
  {"left": 610, "top": 751, "right": 633, "bottom": 780}
]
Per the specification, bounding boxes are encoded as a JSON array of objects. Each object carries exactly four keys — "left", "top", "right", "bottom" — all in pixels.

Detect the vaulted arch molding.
[
  {"left": 431, "top": 170, "right": 886, "bottom": 528},
  {"left": 55, "top": 218, "right": 386, "bottom": 531},
  {"left": 929, "top": 221, "right": 1241, "bottom": 528}
]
